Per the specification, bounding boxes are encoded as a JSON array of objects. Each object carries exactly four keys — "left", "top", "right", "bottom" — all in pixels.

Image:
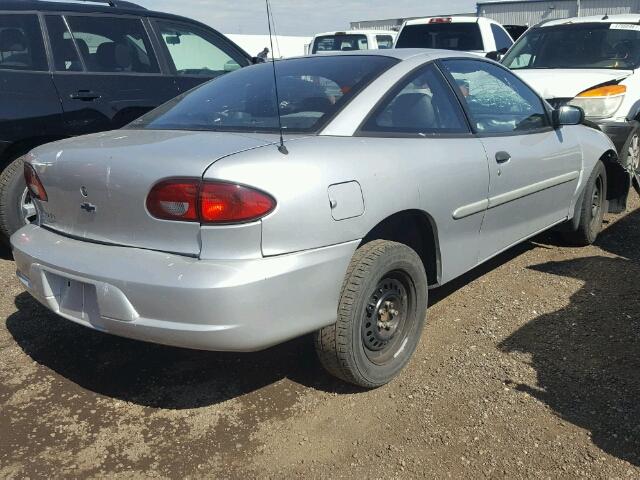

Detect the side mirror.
[
  {"left": 553, "top": 105, "right": 585, "bottom": 127},
  {"left": 485, "top": 51, "right": 504, "bottom": 61}
]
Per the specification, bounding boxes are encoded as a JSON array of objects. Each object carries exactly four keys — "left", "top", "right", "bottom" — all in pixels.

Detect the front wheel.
[
  {"left": 625, "top": 130, "right": 640, "bottom": 195},
  {"left": 563, "top": 161, "right": 607, "bottom": 246},
  {"left": 0, "top": 156, "right": 37, "bottom": 244},
  {"left": 315, "top": 240, "right": 428, "bottom": 388}
]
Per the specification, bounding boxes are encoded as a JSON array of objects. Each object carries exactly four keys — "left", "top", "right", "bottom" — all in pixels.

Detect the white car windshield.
[
  {"left": 503, "top": 23, "right": 640, "bottom": 70},
  {"left": 129, "top": 55, "right": 397, "bottom": 133}
]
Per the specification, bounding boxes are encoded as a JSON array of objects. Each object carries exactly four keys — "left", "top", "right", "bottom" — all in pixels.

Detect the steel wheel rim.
[
  {"left": 19, "top": 187, "right": 37, "bottom": 225},
  {"left": 361, "top": 271, "right": 414, "bottom": 365},
  {"left": 589, "top": 175, "right": 604, "bottom": 232},
  {"left": 629, "top": 134, "right": 640, "bottom": 174}
]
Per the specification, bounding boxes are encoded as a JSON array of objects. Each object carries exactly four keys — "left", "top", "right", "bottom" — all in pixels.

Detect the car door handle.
[
  {"left": 495, "top": 151, "right": 511, "bottom": 164},
  {"left": 70, "top": 90, "right": 101, "bottom": 101}
]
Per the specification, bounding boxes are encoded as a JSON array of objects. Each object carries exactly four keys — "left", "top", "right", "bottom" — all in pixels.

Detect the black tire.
[
  {"left": 315, "top": 240, "right": 428, "bottom": 388},
  {"left": 563, "top": 161, "right": 607, "bottom": 246},
  {"left": 0, "top": 156, "right": 36, "bottom": 244}
]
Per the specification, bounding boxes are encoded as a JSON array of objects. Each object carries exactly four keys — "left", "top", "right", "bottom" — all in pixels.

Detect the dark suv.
[{"left": 0, "top": 0, "right": 255, "bottom": 243}]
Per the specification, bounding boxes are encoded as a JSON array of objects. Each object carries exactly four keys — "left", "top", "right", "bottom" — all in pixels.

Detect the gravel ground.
[{"left": 1, "top": 196, "right": 639, "bottom": 479}]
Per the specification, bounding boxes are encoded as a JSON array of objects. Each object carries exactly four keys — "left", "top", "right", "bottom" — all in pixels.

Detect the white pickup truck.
[{"left": 395, "top": 16, "right": 514, "bottom": 58}]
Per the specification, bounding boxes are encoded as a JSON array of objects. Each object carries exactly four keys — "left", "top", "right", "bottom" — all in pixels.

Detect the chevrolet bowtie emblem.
[{"left": 80, "top": 202, "right": 97, "bottom": 213}]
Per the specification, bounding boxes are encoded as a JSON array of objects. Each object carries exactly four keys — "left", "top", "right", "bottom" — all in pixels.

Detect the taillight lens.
[
  {"left": 146, "top": 179, "right": 276, "bottom": 224},
  {"left": 24, "top": 162, "right": 48, "bottom": 201},
  {"left": 200, "top": 182, "right": 276, "bottom": 223},
  {"left": 146, "top": 179, "right": 199, "bottom": 221}
]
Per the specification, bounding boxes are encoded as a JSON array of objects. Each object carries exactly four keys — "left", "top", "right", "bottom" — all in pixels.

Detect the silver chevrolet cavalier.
[{"left": 11, "top": 50, "right": 626, "bottom": 387}]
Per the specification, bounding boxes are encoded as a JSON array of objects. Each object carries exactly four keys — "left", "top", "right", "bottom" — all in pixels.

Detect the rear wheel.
[
  {"left": 315, "top": 240, "right": 428, "bottom": 388},
  {"left": 0, "top": 156, "right": 37, "bottom": 244},
  {"left": 563, "top": 161, "right": 607, "bottom": 246}
]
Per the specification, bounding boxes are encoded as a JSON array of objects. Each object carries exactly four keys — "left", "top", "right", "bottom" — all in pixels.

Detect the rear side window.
[
  {"left": 156, "top": 21, "right": 243, "bottom": 77},
  {"left": 491, "top": 24, "right": 513, "bottom": 52},
  {"left": 64, "top": 16, "right": 160, "bottom": 73},
  {"left": 376, "top": 35, "right": 394, "bottom": 49},
  {"left": 0, "top": 14, "right": 47, "bottom": 71},
  {"left": 396, "top": 23, "right": 483, "bottom": 51},
  {"left": 312, "top": 34, "right": 368, "bottom": 53},
  {"left": 46, "top": 16, "right": 82, "bottom": 71},
  {"left": 361, "top": 64, "right": 469, "bottom": 135}
]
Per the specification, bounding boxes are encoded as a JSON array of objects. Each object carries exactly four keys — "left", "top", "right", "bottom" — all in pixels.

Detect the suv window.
[
  {"left": 0, "top": 14, "right": 47, "bottom": 71},
  {"left": 491, "top": 24, "right": 513, "bottom": 52},
  {"left": 376, "top": 35, "right": 394, "bottom": 49},
  {"left": 361, "top": 64, "right": 468, "bottom": 135},
  {"left": 63, "top": 16, "right": 159, "bottom": 73},
  {"left": 442, "top": 59, "right": 548, "bottom": 134},
  {"left": 396, "top": 23, "right": 483, "bottom": 51},
  {"left": 157, "top": 21, "right": 242, "bottom": 77}
]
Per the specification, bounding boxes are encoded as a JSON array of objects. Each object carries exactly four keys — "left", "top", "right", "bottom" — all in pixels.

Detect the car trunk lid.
[{"left": 29, "top": 129, "right": 275, "bottom": 256}]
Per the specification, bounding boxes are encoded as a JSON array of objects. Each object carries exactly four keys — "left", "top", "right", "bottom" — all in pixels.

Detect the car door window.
[
  {"left": 376, "top": 35, "right": 394, "bottom": 49},
  {"left": 0, "top": 14, "right": 47, "bottom": 71},
  {"left": 490, "top": 24, "right": 513, "bottom": 52},
  {"left": 361, "top": 64, "right": 469, "bottom": 135},
  {"left": 442, "top": 59, "right": 549, "bottom": 134},
  {"left": 156, "top": 21, "right": 242, "bottom": 77},
  {"left": 64, "top": 15, "right": 160, "bottom": 73}
]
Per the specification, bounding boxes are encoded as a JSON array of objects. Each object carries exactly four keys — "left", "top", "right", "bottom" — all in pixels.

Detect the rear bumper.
[
  {"left": 595, "top": 119, "right": 635, "bottom": 155},
  {"left": 11, "top": 225, "right": 357, "bottom": 351}
]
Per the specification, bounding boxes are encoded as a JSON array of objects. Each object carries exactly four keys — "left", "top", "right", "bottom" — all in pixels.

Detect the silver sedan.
[{"left": 11, "top": 49, "right": 625, "bottom": 387}]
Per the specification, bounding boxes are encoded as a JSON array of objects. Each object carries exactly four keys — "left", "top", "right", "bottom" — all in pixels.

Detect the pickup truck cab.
[
  {"left": 0, "top": 0, "right": 254, "bottom": 245},
  {"left": 309, "top": 30, "right": 396, "bottom": 54},
  {"left": 395, "top": 16, "right": 514, "bottom": 57}
]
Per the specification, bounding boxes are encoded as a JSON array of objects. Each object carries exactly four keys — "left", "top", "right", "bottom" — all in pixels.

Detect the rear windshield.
[
  {"left": 503, "top": 23, "right": 640, "bottom": 70},
  {"left": 312, "top": 34, "right": 368, "bottom": 53},
  {"left": 396, "top": 23, "right": 484, "bottom": 51},
  {"left": 128, "top": 55, "right": 397, "bottom": 133}
]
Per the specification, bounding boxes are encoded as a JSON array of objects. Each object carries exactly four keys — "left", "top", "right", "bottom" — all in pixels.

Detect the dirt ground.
[{"left": 1, "top": 196, "right": 639, "bottom": 479}]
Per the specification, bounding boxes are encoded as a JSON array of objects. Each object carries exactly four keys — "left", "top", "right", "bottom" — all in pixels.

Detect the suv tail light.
[
  {"left": 24, "top": 162, "right": 48, "bottom": 201},
  {"left": 147, "top": 179, "right": 276, "bottom": 224},
  {"left": 429, "top": 17, "right": 452, "bottom": 23}
]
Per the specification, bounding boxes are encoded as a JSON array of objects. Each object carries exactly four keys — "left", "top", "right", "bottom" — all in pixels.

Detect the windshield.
[
  {"left": 312, "top": 34, "right": 368, "bottom": 53},
  {"left": 128, "top": 55, "right": 397, "bottom": 133},
  {"left": 503, "top": 23, "right": 640, "bottom": 70},
  {"left": 396, "top": 23, "right": 484, "bottom": 51}
]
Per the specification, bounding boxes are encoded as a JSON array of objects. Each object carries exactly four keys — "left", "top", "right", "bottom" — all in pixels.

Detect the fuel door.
[{"left": 328, "top": 181, "right": 365, "bottom": 221}]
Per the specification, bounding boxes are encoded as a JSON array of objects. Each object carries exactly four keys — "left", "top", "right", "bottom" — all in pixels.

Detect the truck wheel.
[
  {"left": 315, "top": 240, "right": 428, "bottom": 388},
  {"left": 563, "top": 161, "right": 607, "bottom": 246},
  {"left": 0, "top": 156, "right": 37, "bottom": 242}
]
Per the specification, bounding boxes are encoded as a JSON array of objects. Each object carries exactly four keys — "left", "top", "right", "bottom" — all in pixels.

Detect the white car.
[
  {"left": 395, "top": 16, "right": 514, "bottom": 57},
  {"left": 502, "top": 14, "right": 640, "bottom": 199},
  {"left": 309, "top": 30, "right": 396, "bottom": 54}
]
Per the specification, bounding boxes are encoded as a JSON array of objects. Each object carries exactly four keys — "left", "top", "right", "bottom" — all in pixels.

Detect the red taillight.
[
  {"left": 146, "top": 179, "right": 199, "bottom": 221},
  {"left": 24, "top": 162, "right": 48, "bottom": 201},
  {"left": 200, "top": 182, "right": 276, "bottom": 223},
  {"left": 429, "top": 17, "right": 452, "bottom": 23},
  {"left": 146, "top": 179, "right": 276, "bottom": 224}
]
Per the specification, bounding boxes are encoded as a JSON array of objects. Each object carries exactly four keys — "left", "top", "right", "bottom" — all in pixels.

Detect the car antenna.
[{"left": 265, "top": 0, "right": 288, "bottom": 155}]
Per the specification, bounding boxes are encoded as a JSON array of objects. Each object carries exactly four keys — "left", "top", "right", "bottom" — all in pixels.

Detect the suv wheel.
[
  {"left": 315, "top": 240, "right": 428, "bottom": 388},
  {"left": 0, "top": 156, "right": 37, "bottom": 243}
]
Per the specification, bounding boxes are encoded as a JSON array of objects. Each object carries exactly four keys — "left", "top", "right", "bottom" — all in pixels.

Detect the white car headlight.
[{"left": 568, "top": 85, "right": 626, "bottom": 119}]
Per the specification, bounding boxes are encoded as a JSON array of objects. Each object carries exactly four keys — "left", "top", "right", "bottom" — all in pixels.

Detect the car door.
[
  {"left": 150, "top": 18, "right": 251, "bottom": 94},
  {"left": 44, "top": 14, "right": 179, "bottom": 136},
  {"left": 440, "top": 58, "right": 582, "bottom": 261},
  {"left": 357, "top": 63, "right": 490, "bottom": 282},
  {"left": 0, "top": 13, "right": 64, "bottom": 147}
]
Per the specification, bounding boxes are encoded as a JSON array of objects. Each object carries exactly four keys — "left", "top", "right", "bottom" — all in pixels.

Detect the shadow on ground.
[{"left": 500, "top": 208, "right": 640, "bottom": 466}]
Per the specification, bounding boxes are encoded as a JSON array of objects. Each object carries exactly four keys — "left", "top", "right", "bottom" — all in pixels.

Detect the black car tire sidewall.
[{"left": 0, "top": 156, "right": 28, "bottom": 240}]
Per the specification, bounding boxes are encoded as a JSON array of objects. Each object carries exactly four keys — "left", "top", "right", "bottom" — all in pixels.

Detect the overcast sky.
[{"left": 134, "top": 0, "right": 478, "bottom": 36}]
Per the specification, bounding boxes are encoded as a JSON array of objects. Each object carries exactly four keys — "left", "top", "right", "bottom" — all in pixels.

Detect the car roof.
[
  {"left": 540, "top": 14, "right": 640, "bottom": 27},
  {"left": 297, "top": 48, "right": 483, "bottom": 62},
  {"left": 0, "top": 0, "right": 206, "bottom": 25}
]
